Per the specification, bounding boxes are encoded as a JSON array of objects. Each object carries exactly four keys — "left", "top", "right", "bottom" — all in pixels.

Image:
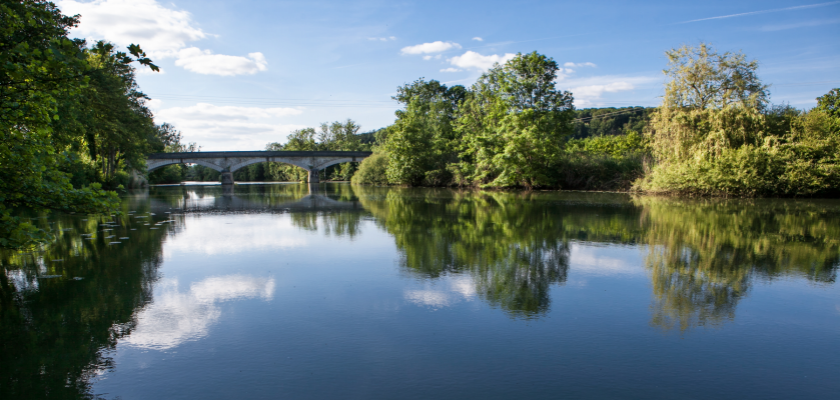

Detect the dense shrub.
[
  {"left": 352, "top": 152, "right": 390, "bottom": 185},
  {"left": 638, "top": 105, "right": 839, "bottom": 196},
  {"left": 554, "top": 132, "right": 647, "bottom": 190}
]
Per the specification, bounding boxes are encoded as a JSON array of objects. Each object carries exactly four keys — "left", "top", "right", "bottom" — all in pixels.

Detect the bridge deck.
[{"left": 147, "top": 151, "right": 373, "bottom": 159}]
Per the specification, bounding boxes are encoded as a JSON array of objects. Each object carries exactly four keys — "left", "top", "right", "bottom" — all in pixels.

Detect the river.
[{"left": 1, "top": 183, "right": 838, "bottom": 399}]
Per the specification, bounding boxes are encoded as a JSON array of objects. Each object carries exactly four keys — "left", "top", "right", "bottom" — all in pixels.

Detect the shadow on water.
[{"left": 1, "top": 183, "right": 838, "bottom": 398}]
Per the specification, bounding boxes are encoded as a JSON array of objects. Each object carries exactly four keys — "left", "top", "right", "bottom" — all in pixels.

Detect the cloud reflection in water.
[
  {"left": 404, "top": 275, "right": 477, "bottom": 308},
  {"left": 125, "top": 275, "right": 275, "bottom": 350},
  {"left": 163, "top": 215, "right": 308, "bottom": 256}
]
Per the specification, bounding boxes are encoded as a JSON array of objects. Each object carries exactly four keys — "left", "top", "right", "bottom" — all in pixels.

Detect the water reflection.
[
  {"left": 636, "top": 197, "right": 839, "bottom": 331},
  {"left": 404, "top": 275, "right": 477, "bottom": 308},
  {"left": 356, "top": 187, "right": 634, "bottom": 318},
  {"left": 126, "top": 275, "right": 275, "bottom": 350},
  {"left": 1, "top": 184, "right": 838, "bottom": 398},
  {"left": 351, "top": 186, "right": 839, "bottom": 326},
  {"left": 0, "top": 210, "right": 170, "bottom": 398}
]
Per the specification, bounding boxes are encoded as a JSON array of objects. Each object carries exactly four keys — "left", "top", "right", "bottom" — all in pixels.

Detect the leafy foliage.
[
  {"left": 1, "top": 1, "right": 113, "bottom": 249},
  {"left": 351, "top": 152, "right": 390, "bottom": 185},
  {"left": 662, "top": 42, "right": 768, "bottom": 110},
  {"left": 0, "top": 1, "right": 165, "bottom": 248},
  {"left": 456, "top": 52, "right": 575, "bottom": 188},
  {"left": 638, "top": 44, "right": 839, "bottom": 197},
  {"left": 572, "top": 107, "right": 654, "bottom": 138},
  {"left": 383, "top": 79, "right": 464, "bottom": 185}
]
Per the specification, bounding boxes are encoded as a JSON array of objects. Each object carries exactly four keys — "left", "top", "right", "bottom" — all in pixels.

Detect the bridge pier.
[
  {"left": 307, "top": 168, "right": 320, "bottom": 183},
  {"left": 221, "top": 171, "right": 235, "bottom": 185}
]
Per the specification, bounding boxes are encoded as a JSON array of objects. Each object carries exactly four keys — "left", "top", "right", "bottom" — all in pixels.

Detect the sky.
[{"left": 56, "top": 0, "right": 840, "bottom": 150}]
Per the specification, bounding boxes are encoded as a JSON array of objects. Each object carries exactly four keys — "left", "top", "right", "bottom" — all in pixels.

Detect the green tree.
[
  {"left": 80, "top": 41, "right": 159, "bottom": 184},
  {"left": 662, "top": 42, "right": 768, "bottom": 110},
  {"left": 264, "top": 128, "right": 316, "bottom": 182},
  {"left": 815, "top": 88, "right": 840, "bottom": 119},
  {"left": 456, "top": 51, "right": 574, "bottom": 188},
  {"left": 640, "top": 45, "right": 839, "bottom": 196},
  {"left": 383, "top": 79, "right": 464, "bottom": 186},
  {"left": 572, "top": 107, "right": 655, "bottom": 138},
  {"left": 0, "top": 1, "right": 117, "bottom": 248},
  {"left": 351, "top": 152, "right": 390, "bottom": 185},
  {"left": 318, "top": 119, "right": 363, "bottom": 180}
]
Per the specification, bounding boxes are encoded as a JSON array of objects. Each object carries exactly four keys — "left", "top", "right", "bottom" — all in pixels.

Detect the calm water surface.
[{"left": 2, "top": 183, "right": 838, "bottom": 399}]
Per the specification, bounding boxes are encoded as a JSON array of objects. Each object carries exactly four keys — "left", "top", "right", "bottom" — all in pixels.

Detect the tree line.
[{"left": 352, "top": 45, "right": 839, "bottom": 197}]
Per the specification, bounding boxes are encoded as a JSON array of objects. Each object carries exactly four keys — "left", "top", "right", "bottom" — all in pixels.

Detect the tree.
[
  {"left": 80, "top": 41, "right": 158, "bottom": 182},
  {"left": 318, "top": 119, "right": 363, "bottom": 180},
  {"left": 0, "top": 1, "right": 116, "bottom": 248},
  {"left": 456, "top": 51, "right": 574, "bottom": 188},
  {"left": 816, "top": 88, "right": 839, "bottom": 119},
  {"left": 663, "top": 42, "right": 769, "bottom": 110},
  {"left": 641, "top": 46, "right": 839, "bottom": 197},
  {"left": 264, "top": 129, "right": 316, "bottom": 182},
  {"left": 383, "top": 79, "right": 464, "bottom": 185},
  {"left": 0, "top": 1, "right": 159, "bottom": 248},
  {"left": 318, "top": 119, "right": 362, "bottom": 151}
]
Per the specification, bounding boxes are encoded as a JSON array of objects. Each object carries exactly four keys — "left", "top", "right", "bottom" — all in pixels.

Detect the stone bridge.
[{"left": 146, "top": 151, "right": 372, "bottom": 184}]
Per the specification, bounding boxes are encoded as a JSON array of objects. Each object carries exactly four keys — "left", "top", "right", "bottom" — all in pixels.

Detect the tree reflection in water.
[
  {"left": 636, "top": 197, "right": 839, "bottom": 331},
  {"left": 0, "top": 207, "right": 172, "bottom": 398},
  {"left": 1, "top": 184, "right": 838, "bottom": 398},
  {"left": 357, "top": 187, "right": 580, "bottom": 318},
  {"left": 353, "top": 186, "right": 839, "bottom": 325}
]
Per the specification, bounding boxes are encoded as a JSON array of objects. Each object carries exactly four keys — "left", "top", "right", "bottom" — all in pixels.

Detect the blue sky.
[{"left": 57, "top": 0, "right": 840, "bottom": 150}]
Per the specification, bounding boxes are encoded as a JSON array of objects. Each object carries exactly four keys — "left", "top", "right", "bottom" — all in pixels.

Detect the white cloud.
[
  {"left": 422, "top": 54, "right": 442, "bottom": 61},
  {"left": 369, "top": 36, "right": 397, "bottom": 41},
  {"left": 155, "top": 103, "right": 305, "bottom": 150},
  {"left": 559, "top": 75, "right": 660, "bottom": 107},
  {"left": 472, "top": 37, "right": 483, "bottom": 41},
  {"left": 175, "top": 48, "right": 268, "bottom": 76},
  {"left": 59, "top": 0, "right": 269, "bottom": 76},
  {"left": 58, "top": 0, "right": 207, "bottom": 58},
  {"left": 124, "top": 275, "right": 275, "bottom": 350},
  {"left": 571, "top": 82, "right": 635, "bottom": 106},
  {"left": 448, "top": 51, "right": 516, "bottom": 71},
  {"left": 157, "top": 103, "right": 301, "bottom": 121},
  {"left": 564, "top": 62, "right": 597, "bottom": 68},
  {"left": 555, "top": 68, "right": 577, "bottom": 81},
  {"left": 146, "top": 98, "right": 163, "bottom": 110},
  {"left": 400, "top": 41, "right": 461, "bottom": 55},
  {"left": 440, "top": 67, "right": 461, "bottom": 72}
]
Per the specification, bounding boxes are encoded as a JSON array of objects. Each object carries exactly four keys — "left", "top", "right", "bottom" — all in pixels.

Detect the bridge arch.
[
  {"left": 147, "top": 158, "right": 225, "bottom": 172},
  {"left": 228, "top": 157, "right": 309, "bottom": 173},
  {"left": 312, "top": 157, "right": 361, "bottom": 171},
  {"left": 228, "top": 157, "right": 363, "bottom": 173}
]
